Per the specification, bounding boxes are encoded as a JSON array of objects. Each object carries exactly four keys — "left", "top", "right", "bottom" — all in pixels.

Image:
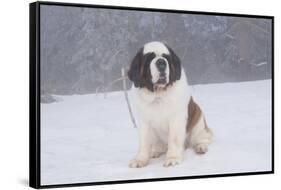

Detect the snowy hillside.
[
  {"left": 40, "top": 80, "right": 272, "bottom": 185},
  {"left": 41, "top": 5, "right": 272, "bottom": 94}
]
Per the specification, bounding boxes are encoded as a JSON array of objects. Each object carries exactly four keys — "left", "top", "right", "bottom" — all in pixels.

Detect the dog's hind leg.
[
  {"left": 188, "top": 116, "right": 212, "bottom": 154},
  {"left": 187, "top": 98, "right": 212, "bottom": 154}
]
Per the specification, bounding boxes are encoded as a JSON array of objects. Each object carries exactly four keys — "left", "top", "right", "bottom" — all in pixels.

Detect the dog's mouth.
[{"left": 156, "top": 75, "right": 167, "bottom": 84}]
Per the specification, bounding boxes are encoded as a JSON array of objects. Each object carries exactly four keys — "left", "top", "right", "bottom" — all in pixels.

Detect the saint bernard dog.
[{"left": 127, "top": 41, "right": 212, "bottom": 168}]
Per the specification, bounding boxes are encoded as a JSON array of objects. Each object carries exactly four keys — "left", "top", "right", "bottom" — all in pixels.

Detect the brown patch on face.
[
  {"left": 162, "top": 45, "right": 181, "bottom": 85},
  {"left": 127, "top": 48, "right": 156, "bottom": 92},
  {"left": 186, "top": 97, "right": 208, "bottom": 132}
]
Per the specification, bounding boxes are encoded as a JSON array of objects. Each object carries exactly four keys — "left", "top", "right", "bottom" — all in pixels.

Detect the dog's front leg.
[
  {"left": 129, "top": 121, "right": 151, "bottom": 168},
  {"left": 164, "top": 115, "right": 186, "bottom": 167}
]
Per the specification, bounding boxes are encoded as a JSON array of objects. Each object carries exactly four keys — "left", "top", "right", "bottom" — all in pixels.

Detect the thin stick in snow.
[{"left": 122, "top": 68, "right": 137, "bottom": 128}]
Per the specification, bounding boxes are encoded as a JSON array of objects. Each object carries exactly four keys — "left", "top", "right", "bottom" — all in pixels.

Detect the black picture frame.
[{"left": 29, "top": 1, "right": 274, "bottom": 189}]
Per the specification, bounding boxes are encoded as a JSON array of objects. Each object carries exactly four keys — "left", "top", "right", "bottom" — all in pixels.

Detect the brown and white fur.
[{"left": 127, "top": 41, "right": 212, "bottom": 168}]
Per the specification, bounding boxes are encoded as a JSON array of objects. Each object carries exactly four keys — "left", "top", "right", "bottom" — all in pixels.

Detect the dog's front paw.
[
  {"left": 163, "top": 156, "right": 182, "bottom": 167},
  {"left": 129, "top": 158, "right": 149, "bottom": 168},
  {"left": 194, "top": 143, "right": 208, "bottom": 154}
]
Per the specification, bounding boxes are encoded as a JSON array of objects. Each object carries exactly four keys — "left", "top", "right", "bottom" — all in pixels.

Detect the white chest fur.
[{"left": 131, "top": 70, "right": 190, "bottom": 143}]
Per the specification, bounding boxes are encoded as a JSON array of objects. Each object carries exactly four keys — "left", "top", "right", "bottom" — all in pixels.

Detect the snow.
[
  {"left": 258, "top": 62, "right": 268, "bottom": 66},
  {"left": 40, "top": 80, "right": 272, "bottom": 185},
  {"left": 250, "top": 62, "right": 268, "bottom": 67}
]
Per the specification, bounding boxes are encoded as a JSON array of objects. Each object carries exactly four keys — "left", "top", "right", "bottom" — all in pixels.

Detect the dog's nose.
[{"left": 156, "top": 59, "right": 166, "bottom": 72}]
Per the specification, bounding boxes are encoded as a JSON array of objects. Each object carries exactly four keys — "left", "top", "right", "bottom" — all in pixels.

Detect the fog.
[{"left": 40, "top": 5, "right": 272, "bottom": 96}]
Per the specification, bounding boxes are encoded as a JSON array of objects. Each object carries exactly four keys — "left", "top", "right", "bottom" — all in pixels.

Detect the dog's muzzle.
[{"left": 156, "top": 58, "right": 167, "bottom": 84}]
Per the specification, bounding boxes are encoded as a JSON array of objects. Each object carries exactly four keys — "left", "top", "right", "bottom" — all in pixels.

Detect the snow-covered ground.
[{"left": 40, "top": 80, "right": 272, "bottom": 185}]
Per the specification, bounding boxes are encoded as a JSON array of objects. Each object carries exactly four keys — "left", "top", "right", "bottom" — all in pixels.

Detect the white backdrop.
[{"left": 0, "top": 0, "right": 279, "bottom": 189}]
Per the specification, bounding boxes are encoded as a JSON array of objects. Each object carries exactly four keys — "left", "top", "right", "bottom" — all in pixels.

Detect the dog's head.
[{"left": 128, "top": 41, "right": 181, "bottom": 92}]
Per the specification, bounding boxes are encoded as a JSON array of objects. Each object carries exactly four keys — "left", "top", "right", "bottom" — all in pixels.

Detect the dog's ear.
[
  {"left": 171, "top": 47, "right": 181, "bottom": 80},
  {"left": 164, "top": 46, "right": 181, "bottom": 82},
  {"left": 128, "top": 47, "right": 144, "bottom": 87}
]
